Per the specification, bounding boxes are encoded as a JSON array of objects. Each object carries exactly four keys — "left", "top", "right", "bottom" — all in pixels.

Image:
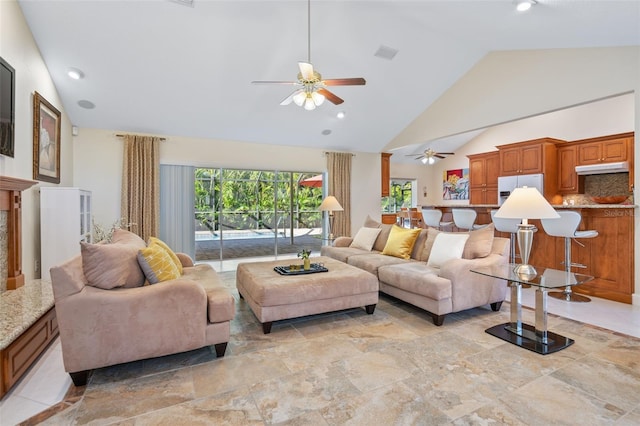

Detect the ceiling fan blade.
[
  {"left": 437, "top": 152, "right": 455, "bottom": 156},
  {"left": 405, "top": 154, "right": 425, "bottom": 157},
  {"left": 280, "top": 89, "right": 302, "bottom": 106},
  {"left": 317, "top": 88, "right": 344, "bottom": 105},
  {"left": 252, "top": 80, "right": 299, "bottom": 85},
  {"left": 434, "top": 155, "right": 446, "bottom": 159},
  {"left": 298, "top": 62, "right": 315, "bottom": 80},
  {"left": 323, "top": 78, "right": 366, "bottom": 86}
]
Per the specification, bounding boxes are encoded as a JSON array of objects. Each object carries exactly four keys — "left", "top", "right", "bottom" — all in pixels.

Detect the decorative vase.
[{"left": 304, "top": 258, "right": 311, "bottom": 270}]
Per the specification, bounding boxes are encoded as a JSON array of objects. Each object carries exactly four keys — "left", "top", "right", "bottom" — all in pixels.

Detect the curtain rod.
[
  {"left": 323, "top": 152, "right": 355, "bottom": 157},
  {"left": 115, "top": 134, "right": 166, "bottom": 141}
]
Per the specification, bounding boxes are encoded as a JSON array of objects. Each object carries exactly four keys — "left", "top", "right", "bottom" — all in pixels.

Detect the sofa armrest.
[
  {"left": 55, "top": 279, "right": 208, "bottom": 373},
  {"left": 439, "top": 254, "right": 508, "bottom": 311},
  {"left": 333, "top": 236, "right": 353, "bottom": 247},
  {"left": 176, "top": 252, "right": 195, "bottom": 267}
]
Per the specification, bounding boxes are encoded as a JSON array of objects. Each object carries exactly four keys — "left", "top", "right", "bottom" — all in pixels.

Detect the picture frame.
[
  {"left": 33, "top": 91, "right": 61, "bottom": 183},
  {"left": 0, "top": 56, "right": 15, "bottom": 158}
]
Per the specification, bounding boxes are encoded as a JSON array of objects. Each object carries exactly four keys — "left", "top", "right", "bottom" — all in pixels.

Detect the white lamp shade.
[
  {"left": 494, "top": 186, "right": 559, "bottom": 220},
  {"left": 319, "top": 195, "right": 344, "bottom": 212}
]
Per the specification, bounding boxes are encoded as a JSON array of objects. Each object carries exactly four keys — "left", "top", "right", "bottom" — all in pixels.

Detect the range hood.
[{"left": 575, "top": 161, "right": 629, "bottom": 175}]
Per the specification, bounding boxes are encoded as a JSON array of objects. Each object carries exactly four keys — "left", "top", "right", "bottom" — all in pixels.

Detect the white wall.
[
  {"left": 73, "top": 128, "right": 382, "bottom": 235},
  {"left": 0, "top": 0, "right": 74, "bottom": 281}
]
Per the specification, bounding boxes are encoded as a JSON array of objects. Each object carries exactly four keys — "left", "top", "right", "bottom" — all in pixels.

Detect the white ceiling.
[{"left": 18, "top": 0, "right": 640, "bottom": 158}]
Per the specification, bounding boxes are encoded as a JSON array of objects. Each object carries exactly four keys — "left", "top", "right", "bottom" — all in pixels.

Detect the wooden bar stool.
[{"left": 541, "top": 211, "right": 598, "bottom": 303}]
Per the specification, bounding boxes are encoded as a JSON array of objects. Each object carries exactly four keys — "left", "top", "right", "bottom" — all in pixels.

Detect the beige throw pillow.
[
  {"left": 372, "top": 224, "right": 393, "bottom": 252},
  {"left": 427, "top": 232, "right": 469, "bottom": 268},
  {"left": 462, "top": 223, "right": 495, "bottom": 259},
  {"left": 81, "top": 241, "right": 146, "bottom": 289},
  {"left": 350, "top": 227, "right": 382, "bottom": 251}
]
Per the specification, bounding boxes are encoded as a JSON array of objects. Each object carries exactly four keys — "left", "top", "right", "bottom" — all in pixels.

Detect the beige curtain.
[
  {"left": 327, "top": 152, "right": 352, "bottom": 237},
  {"left": 121, "top": 135, "right": 161, "bottom": 242}
]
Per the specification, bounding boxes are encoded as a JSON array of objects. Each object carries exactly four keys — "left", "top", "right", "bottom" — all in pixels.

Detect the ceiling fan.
[
  {"left": 407, "top": 148, "right": 455, "bottom": 165},
  {"left": 251, "top": 0, "right": 366, "bottom": 110}
]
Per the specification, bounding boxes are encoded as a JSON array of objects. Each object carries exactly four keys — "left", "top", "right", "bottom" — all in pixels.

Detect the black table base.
[{"left": 486, "top": 322, "right": 574, "bottom": 355}]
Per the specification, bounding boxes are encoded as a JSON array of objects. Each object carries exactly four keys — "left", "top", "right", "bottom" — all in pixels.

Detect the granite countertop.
[{"left": 0, "top": 280, "right": 54, "bottom": 350}]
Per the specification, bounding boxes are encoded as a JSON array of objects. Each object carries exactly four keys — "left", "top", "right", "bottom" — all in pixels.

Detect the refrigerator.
[{"left": 497, "top": 173, "right": 544, "bottom": 205}]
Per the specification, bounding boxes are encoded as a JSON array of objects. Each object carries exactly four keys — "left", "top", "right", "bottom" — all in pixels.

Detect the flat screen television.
[{"left": 0, "top": 56, "right": 15, "bottom": 158}]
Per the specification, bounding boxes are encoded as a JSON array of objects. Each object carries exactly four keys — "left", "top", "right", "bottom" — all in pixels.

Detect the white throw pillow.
[
  {"left": 427, "top": 232, "right": 470, "bottom": 268},
  {"left": 350, "top": 227, "right": 382, "bottom": 251}
]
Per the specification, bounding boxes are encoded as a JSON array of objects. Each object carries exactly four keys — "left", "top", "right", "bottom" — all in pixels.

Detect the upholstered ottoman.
[{"left": 236, "top": 256, "right": 379, "bottom": 333}]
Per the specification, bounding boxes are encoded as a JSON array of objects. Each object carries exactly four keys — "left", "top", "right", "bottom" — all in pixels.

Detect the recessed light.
[
  {"left": 515, "top": 0, "right": 536, "bottom": 12},
  {"left": 336, "top": 111, "right": 345, "bottom": 119},
  {"left": 77, "top": 100, "right": 95, "bottom": 109},
  {"left": 67, "top": 68, "right": 85, "bottom": 80},
  {"left": 321, "top": 129, "right": 332, "bottom": 136}
]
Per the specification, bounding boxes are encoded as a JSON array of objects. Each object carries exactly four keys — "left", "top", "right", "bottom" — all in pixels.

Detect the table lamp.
[
  {"left": 319, "top": 195, "right": 344, "bottom": 240},
  {"left": 494, "top": 186, "right": 559, "bottom": 279}
]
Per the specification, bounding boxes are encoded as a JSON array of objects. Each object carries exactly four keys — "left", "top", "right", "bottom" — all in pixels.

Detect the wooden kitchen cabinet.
[
  {"left": 381, "top": 153, "right": 392, "bottom": 197},
  {"left": 528, "top": 207, "right": 635, "bottom": 304},
  {"left": 497, "top": 138, "right": 563, "bottom": 176},
  {"left": 557, "top": 144, "right": 584, "bottom": 194},
  {"left": 577, "top": 134, "right": 630, "bottom": 165},
  {"left": 468, "top": 151, "right": 499, "bottom": 204}
]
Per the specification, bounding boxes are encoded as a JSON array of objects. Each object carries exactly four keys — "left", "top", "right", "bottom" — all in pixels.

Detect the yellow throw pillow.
[
  {"left": 137, "top": 243, "right": 181, "bottom": 284},
  {"left": 381, "top": 225, "right": 421, "bottom": 260},
  {"left": 148, "top": 236, "right": 183, "bottom": 274}
]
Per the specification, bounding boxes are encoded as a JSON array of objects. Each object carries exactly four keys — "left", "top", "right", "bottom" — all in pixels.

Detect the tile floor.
[{"left": 1, "top": 255, "right": 639, "bottom": 425}]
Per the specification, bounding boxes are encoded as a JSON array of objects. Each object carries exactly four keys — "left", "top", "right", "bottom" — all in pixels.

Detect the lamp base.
[{"left": 513, "top": 263, "right": 537, "bottom": 281}]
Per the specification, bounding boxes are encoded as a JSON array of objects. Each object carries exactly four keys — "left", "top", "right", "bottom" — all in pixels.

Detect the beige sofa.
[
  {"left": 50, "top": 230, "right": 235, "bottom": 386},
  {"left": 321, "top": 217, "right": 509, "bottom": 326}
]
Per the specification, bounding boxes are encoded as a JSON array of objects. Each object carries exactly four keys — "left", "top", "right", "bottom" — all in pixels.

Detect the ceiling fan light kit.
[{"left": 252, "top": 0, "right": 365, "bottom": 110}]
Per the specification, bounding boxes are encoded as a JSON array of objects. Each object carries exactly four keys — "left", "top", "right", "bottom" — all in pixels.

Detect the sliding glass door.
[{"left": 194, "top": 168, "right": 323, "bottom": 261}]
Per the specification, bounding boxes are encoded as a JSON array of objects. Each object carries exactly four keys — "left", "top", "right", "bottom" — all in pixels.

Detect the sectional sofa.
[{"left": 321, "top": 217, "right": 509, "bottom": 325}]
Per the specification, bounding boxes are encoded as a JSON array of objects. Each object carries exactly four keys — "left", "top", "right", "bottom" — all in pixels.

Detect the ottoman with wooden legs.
[{"left": 236, "top": 256, "right": 379, "bottom": 333}]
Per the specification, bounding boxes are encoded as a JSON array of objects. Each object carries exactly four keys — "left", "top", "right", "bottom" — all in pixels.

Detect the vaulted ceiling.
[{"left": 18, "top": 0, "right": 640, "bottom": 156}]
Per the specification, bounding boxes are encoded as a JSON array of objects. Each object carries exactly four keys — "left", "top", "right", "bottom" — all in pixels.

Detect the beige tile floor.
[{"left": 2, "top": 256, "right": 639, "bottom": 425}]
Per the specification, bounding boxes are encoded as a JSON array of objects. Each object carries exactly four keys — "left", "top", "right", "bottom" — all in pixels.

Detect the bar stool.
[
  {"left": 421, "top": 208, "right": 452, "bottom": 230},
  {"left": 452, "top": 209, "right": 485, "bottom": 231},
  {"left": 490, "top": 210, "right": 522, "bottom": 264},
  {"left": 541, "top": 211, "right": 598, "bottom": 303}
]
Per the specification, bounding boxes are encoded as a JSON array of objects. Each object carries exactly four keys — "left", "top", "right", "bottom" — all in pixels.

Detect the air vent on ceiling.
[{"left": 374, "top": 45, "right": 399, "bottom": 61}]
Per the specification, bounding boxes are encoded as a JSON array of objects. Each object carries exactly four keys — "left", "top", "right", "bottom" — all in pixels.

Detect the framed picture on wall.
[
  {"left": 0, "top": 56, "right": 15, "bottom": 158},
  {"left": 33, "top": 91, "right": 61, "bottom": 183}
]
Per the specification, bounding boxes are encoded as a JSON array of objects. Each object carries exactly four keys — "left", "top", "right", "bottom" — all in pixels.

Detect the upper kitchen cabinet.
[
  {"left": 576, "top": 132, "right": 632, "bottom": 165},
  {"left": 497, "top": 138, "right": 564, "bottom": 176},
  {"left": 468, "top": 151, "right": 499, "bottom": 204},
  {"left": 557, "top": 144, "right": 583, "bottom": 194}
]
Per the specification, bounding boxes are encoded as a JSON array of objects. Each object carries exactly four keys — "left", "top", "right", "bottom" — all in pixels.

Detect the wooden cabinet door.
[
  {"left": 469, "top": 157, "right": 487, "bottom": 187},
  {"left": 520, "top": 144, "right": 543, "bottom": 174},
  {"left": 577, "top": 142, "right": 602, "bottom": 164},
  {"left": 499, "top": 147, "right": 521, "bottom": 176},
  {"left": 469, "top": 187, "right": 485, "bottom": 205},
  {"left": 558, "top": 145, "right": 580, "bottom": 193},
  {"left": 381, "top": 153, "right": 391, "bottom": 197},
  {"left": 602, "top": 138, "right": 628, "bottom": 162},
  {"left": 485, "top": 153, "right": 500, "bottom": 185}
]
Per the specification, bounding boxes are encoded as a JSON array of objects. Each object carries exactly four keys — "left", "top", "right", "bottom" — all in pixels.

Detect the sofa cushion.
[
  {"left": 80, "top": 241, "right": 146, "bottom": 289},
  {"left": 347, "top": 252, "right": 412, "bottom": 276},
  {"left": 462, "top": 223, "right": 495, "bottom": 259},
  {"left": 427, "top": 232, "right": 469, "bottom": 268},
  {"left": 419, "top": 228, "right": 440, "bottom": 262},
  {"left": 378, "top": 262, "right": 452, "bottom": 301},
  {"left": 137, "top": 242, "right": 182, "bottom": 284},
  {"left": 321, "top": 245, "right": 372, "bottom": 263},
  {"left": 149, "top": 236, "right": 183, "bottom": 274},
  {"left": 381, "top": 225, "right": 421, "bottom": 260},
  {"left": 350, "top": 227, "right": 382, "bottom": 251},
  {"left": 410, "top": 228, "right": 429, "bottom": 260}
]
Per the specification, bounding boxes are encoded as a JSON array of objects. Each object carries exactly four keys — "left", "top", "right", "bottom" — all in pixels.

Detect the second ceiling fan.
[
  {"left": 251, "top": 0, "right": 366, "bottom": 110},
  {"left": 407, "top": 148, "right": 455, "bottom": 165}
]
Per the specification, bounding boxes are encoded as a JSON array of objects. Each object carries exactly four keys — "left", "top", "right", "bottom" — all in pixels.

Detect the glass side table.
[{"left": 471, "top": 263, "right": 594, "bottom": 355}]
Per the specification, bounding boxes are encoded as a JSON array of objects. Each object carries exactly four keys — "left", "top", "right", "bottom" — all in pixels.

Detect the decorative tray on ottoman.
[{"left": 274, "top": 263, "right": 329, "bottom": 276}]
